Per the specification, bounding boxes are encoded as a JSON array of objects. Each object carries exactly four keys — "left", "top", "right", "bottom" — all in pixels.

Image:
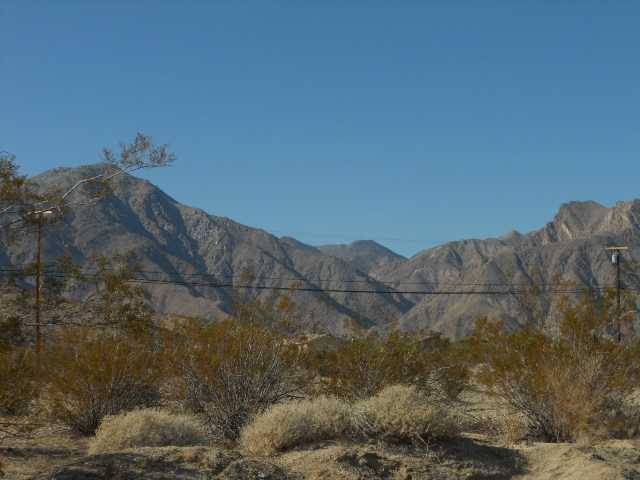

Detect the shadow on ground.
[
  {"left": 277, "top": 436, "right": 527, "bottom": 480},
  {"left": 432, "top": 437, "right": 528, "bottom": 479},
  {"left": 34, "top": 446, "right": 296, "bottom": 480}
]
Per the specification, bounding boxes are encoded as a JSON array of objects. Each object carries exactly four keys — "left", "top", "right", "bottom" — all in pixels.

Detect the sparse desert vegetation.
[
  {"left": 466, "top": 291, "right": 640, "bottom": 443},
  {"left": 356, "top": 384, "right": 461, "bottom": 444},
  {"left": 2, "top": 288, "right": 640, "bottom": 479},
  {"left": 166, "top": 317, "right": 306, "bottom": 442},
  {"left": 1, "top": 144, "right": 640, "bottom": 479},
  {"left": 239, "top": 395, "right": 356, "bottom": 456},
  {"left": 88, "top": 408, "right": 207, "bottom": 454},
  {"left": 39, "top": 329, "right": 163, "bottom": 436}
]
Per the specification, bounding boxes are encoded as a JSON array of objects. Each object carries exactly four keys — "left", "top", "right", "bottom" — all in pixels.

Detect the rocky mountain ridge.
[{"left": 2, "top": 164, "right": 639, "bottom": 337}]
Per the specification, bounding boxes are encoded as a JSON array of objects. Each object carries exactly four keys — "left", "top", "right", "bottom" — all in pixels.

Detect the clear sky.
[{"left": 2, "top": 1, "right": 639, "bottom": 257}]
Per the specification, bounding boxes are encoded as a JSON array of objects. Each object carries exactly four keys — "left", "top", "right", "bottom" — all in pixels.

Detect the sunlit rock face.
[{"left": 5, "top": 165, "right": 639, "bottom": 338}]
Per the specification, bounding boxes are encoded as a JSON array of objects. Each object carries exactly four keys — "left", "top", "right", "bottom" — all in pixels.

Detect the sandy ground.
[
  {"left": 514, "top": 439, "right": 640, "bottom": 480},
  {"left": 2, "top": 389, "right": 640, "bottom": 480},
  {"left": 2, "top": 426, "right": 640, "bottom": 480},
  {"left": 0, "top": 421, "right": 90, "bottom": 480}
]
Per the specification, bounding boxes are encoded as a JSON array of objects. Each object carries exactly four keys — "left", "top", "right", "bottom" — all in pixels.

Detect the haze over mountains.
[{"left": 4, "top": 164, "right": 640, "bottom": 337}]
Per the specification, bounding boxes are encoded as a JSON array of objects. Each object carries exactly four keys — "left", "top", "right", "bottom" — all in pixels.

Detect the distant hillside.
[
  {"left": 318, "top": 240, "right": 405, "bottom": 274},
  {"left": 2, "top": 164, "right": 639, "bottom": 338},
  {"left": 372, "top": 200, "right": 640, "bottom": 336},
  {"left": 2, "top": 165, "right": 410, "bottom": 336}
]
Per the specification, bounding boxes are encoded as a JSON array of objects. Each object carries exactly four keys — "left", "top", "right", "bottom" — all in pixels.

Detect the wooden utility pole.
[
  {"left": 29, "top": 208, "right": 56, "bottom": 355},
  {"left": 35, "top": 217, "right": 43, "bottom": 354},
  {"left": 605, "top": 246, "right": 628, "bottom": 343}
]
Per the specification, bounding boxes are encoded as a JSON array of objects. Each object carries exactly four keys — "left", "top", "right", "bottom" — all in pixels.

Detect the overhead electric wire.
[
  {"left": 0, "top": 262, "right": 610, "bottom": 288},
  {"left": 0, "top": 263, "right": 613, "bottom": 290},
  {"left": 1, "top": 266, "right": 626, "bottom": 296}
]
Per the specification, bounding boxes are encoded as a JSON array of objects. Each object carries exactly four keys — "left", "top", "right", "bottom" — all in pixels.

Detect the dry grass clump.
[
  {"left": 600, "top": 389, "right": 640, "bottom": 441},
  {"left": 240, "top": 385, "right": 462, "bottom": 456},
  {"left": 89, "top": 408, "right": 207, "bottom": 454},
  {"left": 493, "top": 411, "right": 530, "bottom": 445},
  {"left": 239, "top": 396, "right": 356, "bottom": 456},
  {"left": 357, "top": 385, "right": 460, "bottom": 444}
]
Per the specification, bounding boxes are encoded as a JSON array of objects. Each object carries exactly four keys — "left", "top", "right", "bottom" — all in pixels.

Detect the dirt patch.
[
  {"left": 3, "top": 414, "right": 640, "bottom": 480},
  {"left": 514, "top": 440, "right": 640, "bottom": 480},
  {"left": 0, "top": 423, "right": 88, "bottom": 480},
  {"left": 34, "top": 446, "right": 298, "bottom": 480},
  {"left": 277, "top": 437, "right": 526, "bottom": 480}
]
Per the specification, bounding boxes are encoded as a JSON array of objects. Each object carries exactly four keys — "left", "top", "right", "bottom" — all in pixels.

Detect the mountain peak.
[
  {"left": 553, "top": 200, "right": 607, "bottom": 224},
  {"left": 501, "top": 229, "right": 522, "bottom": 241},
  {"left": 318, "top": 240, "right": 405, "bottom": 274},
  {"left": 10, "top": 163, "right": 640, "bottom": 339},
  {"left": 538, "top": 200, "right": 610, "bottom": 242}
]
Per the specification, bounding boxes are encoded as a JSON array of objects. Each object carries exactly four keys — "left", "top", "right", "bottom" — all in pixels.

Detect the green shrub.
[{"left": 88, "top": 408, "right": 207, "bottom": 454}]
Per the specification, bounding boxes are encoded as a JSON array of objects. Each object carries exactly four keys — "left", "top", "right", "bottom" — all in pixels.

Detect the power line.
[
  {"left": 0, "top": 263, "right": 613, "bottom": 289},
  {"left": 0, "top": 259, "right": 625, "bottom": 293},
  {"left": 1, "top": 267, "right": 623, "bottom": 296},
  {"left": 0, "top": 263, "right": 611, "bottom": 288},
  {"left": 122, "top": 278, "right": 610, "bottom": 296}
]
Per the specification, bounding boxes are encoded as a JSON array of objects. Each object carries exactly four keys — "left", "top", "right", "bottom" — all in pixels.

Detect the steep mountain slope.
[
  {"left": 371, "top": 200, "right": 640, "bottom": 336},
  {"left": 318, "top": 240, "right": 405, "bottom": 274},
  {"left": 1, "top": 165, "right": 411, "bottom": 336},
  {"left": 3, "top": 164, "right": 639, "bottom": 338}
]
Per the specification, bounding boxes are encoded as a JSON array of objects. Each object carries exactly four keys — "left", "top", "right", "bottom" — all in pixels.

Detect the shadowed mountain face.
[
  {"left": 3, "top": 165, "right": 410, "bottom": 336},
  {"left": 3, "top": 164, "right": 639, "bottom": 337}
]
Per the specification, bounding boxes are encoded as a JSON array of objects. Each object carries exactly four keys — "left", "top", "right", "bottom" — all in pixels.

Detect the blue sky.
[{"left": 2, "top": 1, "right": 639, "bottom": 257}]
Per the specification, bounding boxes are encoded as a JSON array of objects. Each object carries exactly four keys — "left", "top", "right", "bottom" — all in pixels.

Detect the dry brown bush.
[
  {"left": 0, "top": 348, "right": 37, "bottom": 416},
  {"left": 88, "top": 408, "right": 207, "bottom": 454},
  {"left": 308, "top": 331, "right": 468, "bottom": 401},
  {"left": 498, "top": 413, "right": 530, "bottom": 445},
  {"left": 356, "top": 384, "right": 460, "bottom": 444},
  {"left": 466, "top": 291, "right": 640, "bottom": 443},
  {"left": 240, "top": 384, "right": 461, "bottom": 456},
  {"left": 239, "top": 396, "right": 357, "bottom": 456},
  {"left": 475, "top": 409, "right": 530, "bottom": 446},
  {"left": 168, "top": 319, "right": 305, "bottom": 442},
  {"left": 40, "top": 328, "right": 162, "bottom": 435}
]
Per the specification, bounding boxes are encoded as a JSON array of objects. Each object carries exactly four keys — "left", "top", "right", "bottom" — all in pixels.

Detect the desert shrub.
[
  {"left": 0, "top": 347, "right": 38, "bottom": 416},
  {"left": 310, "top": 331, "right": 468, "bottom": 401},
  {"left": 239, "top": 385, "right": 461, "bottom": 455},
  {"left": 496, "top": 412, "right": 530, "bottom": 445},
  {"left": 0, "top": 315, "right": 27, "bottom": 350},
  {"left": 467, "top": 292, "right": 640, "bottom": 443},
  {"left": 356, "top": 384, "right": 460, "bottom": 444},
  {"left": 469, "top": 408, "right": 530, "bottom": 445},
  {"left": 611, "top": 390, "right": 640, "bottom": 439},
  {"left": 41, "top": 328, "right": 162, "bottom": 435},
  {"left": 58, "top": 253, "right": 155, "bottom": 337},
  {"left": 239, "top": 396, "right": 357, "bottom": 456},
  {"left": 170, "top": 319, "right": 305, "bottom": 442},
  {"left": 88, "top": 408, "right": 207, "bottom": 454}
]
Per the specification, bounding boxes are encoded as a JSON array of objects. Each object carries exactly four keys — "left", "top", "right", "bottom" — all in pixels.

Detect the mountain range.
[{"left": 3, "top": 164, "right": 639, "bottom": 338}]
